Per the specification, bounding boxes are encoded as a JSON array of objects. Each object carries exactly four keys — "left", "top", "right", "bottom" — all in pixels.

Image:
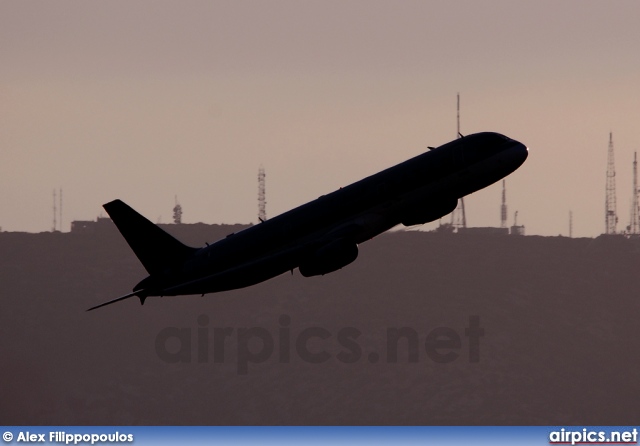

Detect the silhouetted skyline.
[{"left": 2, "top": 1, "right": 640, "bottom": 236}]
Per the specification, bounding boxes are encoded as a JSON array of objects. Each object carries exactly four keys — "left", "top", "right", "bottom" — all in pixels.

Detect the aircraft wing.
[
  {"left": 160, "top": 242, "right": 316, "bottom": 296},
  {"left": 162, "top": 216, "right": 374, "bottom": 296}
]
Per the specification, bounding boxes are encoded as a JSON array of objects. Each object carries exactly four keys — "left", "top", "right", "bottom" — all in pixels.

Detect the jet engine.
[
  {"left": 401, "top": 197, "right": 458, "bottom": 226},
  {"left": 299, "top": 239, "right": 359, "bottom": 277}
]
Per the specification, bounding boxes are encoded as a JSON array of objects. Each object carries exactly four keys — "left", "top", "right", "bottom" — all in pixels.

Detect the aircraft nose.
[{"left": 505, "top": 140, "right": 528, "bottom": 168}]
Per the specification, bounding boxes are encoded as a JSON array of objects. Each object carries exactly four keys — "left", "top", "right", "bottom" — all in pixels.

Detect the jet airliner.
[{"left": 88, "top": 132, "right": 528, "bottom": 311}]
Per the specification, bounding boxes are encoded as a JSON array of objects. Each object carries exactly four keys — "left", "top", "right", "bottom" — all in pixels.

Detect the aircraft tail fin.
[{"left": 103, "top": 199, "right": 198, "bottom": 275}]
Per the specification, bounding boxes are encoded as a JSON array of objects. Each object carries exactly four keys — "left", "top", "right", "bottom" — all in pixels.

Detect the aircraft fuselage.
[
  {"left": 140, "top": 132, "right": 527, "bottom": 296},
  {"left": 88, "top": 131, "right": 527, "bottom": 310}
]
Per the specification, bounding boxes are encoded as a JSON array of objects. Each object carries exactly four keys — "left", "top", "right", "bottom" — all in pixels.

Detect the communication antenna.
[
  {"left": 451, "top": 93, "right": 467, "bottom": 229},
  {"left": 501, "top": 180, "right": 507, "bottom": 228},
  {"left": 59, "top": 188, "right": 63, "bottom": 232},
  {"left": 173, "top": 195, "right": 182, "bottom": 224},
  {"left": 52, "top": 189, "right": 57, "bottom": 232},
  {"left": 605, "top": 132, "right": 618, "bottom": 234},
  {"left": 630, "top": 152, "right": 639, "bottom": 234},
  {"left": 569, "top": 210, "right": 573, "bottom": 238},
  {"left": 258, "top": 166, "right": 266, "bottom": 222},
  {"left": 457, "top": 92, "right": 460, "bottom": 136}
]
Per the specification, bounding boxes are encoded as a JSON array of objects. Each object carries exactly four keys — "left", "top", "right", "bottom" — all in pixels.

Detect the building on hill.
[{"left": 70, "top": 217, "right": 115, "bottom": 233}]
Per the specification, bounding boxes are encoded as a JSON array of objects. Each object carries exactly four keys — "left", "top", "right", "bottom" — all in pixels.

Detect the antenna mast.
[
  {"left": 501, "top": 180, "right": 507, "bottom": 228},
  {"left": 52, "top": 189, "right": 57, "bottom": 232},
  {"left": 59, "top": 188, "right": 62, "bottom": 232},
  {"left": 258, "top": 166, "right": 266, "bottom": 222},
  {"left": 569, "top": 210, "right": 573, "bottom": 238},
  {"left": 630, "top": 152, "right": 639, "bottom": 234},
  {"left": 605, "top": 132, "right": 618, "bottom": 234},
  {"left": 172, "top": 195, "right": 182, "bottom": 224},
  {"left": 451, "top": 93, "right": 467, "bottom": 229},
  {"left": 457, "top": 92, "right": 460, "bottom": 136}
]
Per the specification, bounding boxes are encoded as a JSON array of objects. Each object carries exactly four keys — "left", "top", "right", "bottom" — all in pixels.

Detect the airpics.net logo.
[
  {"left": 549, "top": 428, "right": 638, "bottom": 445},
  {"left": 154, "top": 314, "right": 484, "bottom": 375}
]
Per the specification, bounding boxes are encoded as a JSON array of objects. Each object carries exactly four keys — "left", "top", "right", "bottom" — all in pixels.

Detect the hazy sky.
[{"left": 3, "top": 1, "right": 640, "bottom": 236}]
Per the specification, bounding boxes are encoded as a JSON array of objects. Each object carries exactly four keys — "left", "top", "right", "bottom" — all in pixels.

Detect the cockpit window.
[
  {"left": 477, "top": 133, "right": 510, "bottom": 144},
  {"left": 461, "top": 133, "right": 510, "bottom": 163},
  {"left": 479, "top": 133, "right": 511, "bottom": 146}
]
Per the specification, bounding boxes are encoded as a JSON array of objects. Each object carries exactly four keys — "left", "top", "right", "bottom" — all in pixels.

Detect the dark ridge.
[{"left": 0, "top": 229, "right": 639, "bottom": 425}]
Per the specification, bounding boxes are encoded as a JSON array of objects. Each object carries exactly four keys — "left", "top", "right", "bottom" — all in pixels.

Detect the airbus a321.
[{"left": 88, "top": 132, "right": 528, "bottom": 311}]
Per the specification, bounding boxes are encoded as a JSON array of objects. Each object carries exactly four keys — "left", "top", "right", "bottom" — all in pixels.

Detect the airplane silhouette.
[{"left": 88, "top": 132, "right": 527, "bottom": 311}]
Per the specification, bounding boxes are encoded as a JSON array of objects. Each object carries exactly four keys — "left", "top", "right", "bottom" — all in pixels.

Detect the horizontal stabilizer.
[{"left": 87, "top": 291, "right": 139, "bottom": 312}]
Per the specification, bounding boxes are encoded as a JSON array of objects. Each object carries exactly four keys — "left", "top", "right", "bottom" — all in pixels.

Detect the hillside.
[{"left": 1, "top": 228, "right": 639, "bottom": 425}]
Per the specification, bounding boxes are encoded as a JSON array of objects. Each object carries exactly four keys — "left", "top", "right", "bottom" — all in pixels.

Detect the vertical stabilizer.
[{"left": 103, "top": 200, "right": 197, "bottom": 275}]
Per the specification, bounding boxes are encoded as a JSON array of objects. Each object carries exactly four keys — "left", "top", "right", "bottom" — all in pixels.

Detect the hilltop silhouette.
[{"left": 1, "top": 228, "right": 639, "bottom": 424}]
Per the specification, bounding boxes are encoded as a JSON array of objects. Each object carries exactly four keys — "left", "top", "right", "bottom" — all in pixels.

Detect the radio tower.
[
  {"left": 630, "top": 152, "right": 639, "bottom": 234},
  {"left": 52, "top": 189, "right": 57, "bottom": 232},
  {"left": 500, "top": 180, "right": 507, "bottom": 228},
  {"left": 172, "top": 196, "right": 182, "bottom": 224},
  {"left": 569, "top": 211, "right": 573, "bottom": 238},
  {"left": 605, "top": 132, "right": 618, "bottom": 234},
  {"left": 451, "top": 93, "right": 467, "bottom": 229},
  {"left": 258, "top": 166, "right": 266, "bottom": 222}
]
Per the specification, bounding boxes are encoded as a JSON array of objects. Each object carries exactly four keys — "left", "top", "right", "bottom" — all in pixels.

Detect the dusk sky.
[{"left": 2, "top": 1, "right": 640, "bottom": 236}]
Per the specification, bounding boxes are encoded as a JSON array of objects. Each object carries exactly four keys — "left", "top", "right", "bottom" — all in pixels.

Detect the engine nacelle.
[
  {"left": 401, "top": 197, "right": 459, "bottom": 226},
  {"left": 299, "top": 239, "right": 359, "bottom": 277}
]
